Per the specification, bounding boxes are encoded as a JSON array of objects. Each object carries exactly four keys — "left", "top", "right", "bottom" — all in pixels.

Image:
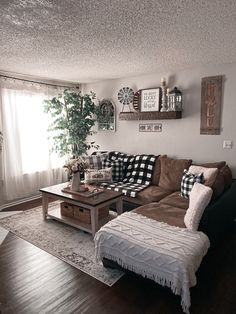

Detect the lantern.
[{"left": 168, "top": 87, "right": 182, "bottom": 111}]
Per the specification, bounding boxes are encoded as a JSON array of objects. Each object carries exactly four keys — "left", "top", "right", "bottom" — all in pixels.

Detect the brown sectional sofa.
[{"left": 118, "top": 155, "right": 236, "bottom": 245}]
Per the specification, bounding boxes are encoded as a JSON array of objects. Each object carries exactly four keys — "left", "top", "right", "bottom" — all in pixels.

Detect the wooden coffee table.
[{"left": 40, "top": 183, "right": 123, "bottom": 237}]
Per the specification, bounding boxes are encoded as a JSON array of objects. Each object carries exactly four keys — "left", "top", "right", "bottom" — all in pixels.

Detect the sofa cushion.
[
  {"left": 133, "top": 202, "right": 186, "bottom": 228},
  {"left": 220, "top": 165, "right": 232, "bottom": 190},
  {"left": 102, "top": 159, "right": 124, "bottom": 182},
  {"left": 84, "top": 167, "right": 112, "bottom": 184},
  {"left": 159, "top": 191, "right": 189, "bottom": 210},
  {"left": 181, "top": 170, "right": 204, "bottom": 198},
  {"left": 184, "top": 183, "right": 213, "bottom": 231},
  {"left": 199, "top": 161, "right": 226, "bottom": 169},
  {"left": 123, "top": 155, "right": 156, "bottom": 185},
  {"left": 159, "top": 156, "right": 192, "bottom": 191},
  {"left": 188, "top": 165, "right": 218, "bottom": 187},
  {"left": 84, "top": 153, "right": 108, "bottom": 169},
  {"left": 211, "top": 171, "right": 225, "bottom": 200},
  {"left": 151, "top": 155, "right": 167, "bottom": 186},
  {"left": 136, "top": 186, "right": 172, "bottom": 204}
]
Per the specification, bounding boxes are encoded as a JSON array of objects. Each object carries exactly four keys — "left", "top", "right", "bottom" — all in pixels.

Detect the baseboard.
[{"left": 0, "top": 194, "right": 41, "bottom": 211}]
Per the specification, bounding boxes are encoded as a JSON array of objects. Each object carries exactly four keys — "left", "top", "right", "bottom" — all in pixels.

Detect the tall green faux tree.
[{"left": 44, "top": 89, "right": 99, "bottom": 158}]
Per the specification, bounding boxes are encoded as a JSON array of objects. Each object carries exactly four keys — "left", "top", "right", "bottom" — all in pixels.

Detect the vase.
[{"left": 71, "top": 172, "right": 81, "bottom": 192}]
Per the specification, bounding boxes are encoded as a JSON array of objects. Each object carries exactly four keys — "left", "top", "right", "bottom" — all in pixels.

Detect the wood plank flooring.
[{"left": 0, "top": 200, "right": 236, "bottom": 314}]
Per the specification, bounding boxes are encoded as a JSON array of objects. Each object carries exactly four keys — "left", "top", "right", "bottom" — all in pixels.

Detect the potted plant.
[{"left": 44, "top": 89, "right": 99, "bottom": 158}]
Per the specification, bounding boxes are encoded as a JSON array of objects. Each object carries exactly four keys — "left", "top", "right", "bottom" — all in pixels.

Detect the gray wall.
[{"left": 83, "top": 62, "right": 236, "bottom": 177}]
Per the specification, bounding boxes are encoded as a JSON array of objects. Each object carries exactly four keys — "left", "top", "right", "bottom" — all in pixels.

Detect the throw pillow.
[
  {"left": 123, "top": 155, "right": 156, "bottom": 185},
  {"left": 84, "top": 153, "right": 108, "bottom": 169},
  {"left": 151, "top": 154, "right": 166, "bottom": 186},
  {"left": 84, "top": 167, "right": 112, "bottom": 184},
  {"left": 102, "top": 159, "right": 124, "bottom": 182},
  {"left": 220, "top": 165, "right": 232, "bottom": 190},
  {"left": 108, "top": 151, "right": 127, "bottom": 161},
  {"left": 181, "top": 169, "right": 205, "bottom": 198},
  {"left": 159, "top": 156, "right": 192, "bottom": 191},
  {"left": 184, "top": 182, "right": 213, "bottom": 231},
  {"left": 188, "top": 165, "right": 218, "bottom": 187}
]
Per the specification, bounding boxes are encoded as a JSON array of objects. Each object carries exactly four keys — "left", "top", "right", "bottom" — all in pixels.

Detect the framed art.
[
  {"left": 140, "top": 88, "right": 161, "bottom": 112},
  {"left": 200, "top": 75, "right": 223, "bottom": 135}
]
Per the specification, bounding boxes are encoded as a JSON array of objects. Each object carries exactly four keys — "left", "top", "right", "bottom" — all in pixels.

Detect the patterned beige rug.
[{"left": 0, "top": 203, "right": 124, "bottom": 286}]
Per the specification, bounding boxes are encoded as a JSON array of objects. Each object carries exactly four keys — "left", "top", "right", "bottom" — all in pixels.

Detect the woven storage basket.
[
  {"left": 60, "top": 202, "right": 74, "bottom": 218},
  {"left": 74, "top": 206, "right": 109, "bottom": 224}
]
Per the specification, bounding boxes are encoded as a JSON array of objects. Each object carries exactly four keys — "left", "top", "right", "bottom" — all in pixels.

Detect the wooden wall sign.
[{"left": 200, "top": 75, "right": 223, "bottom": 135}]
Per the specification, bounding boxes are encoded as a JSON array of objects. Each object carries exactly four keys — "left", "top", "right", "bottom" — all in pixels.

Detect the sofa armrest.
[{"left": 199, "top": 181, "right": 236, "bottom": 246}]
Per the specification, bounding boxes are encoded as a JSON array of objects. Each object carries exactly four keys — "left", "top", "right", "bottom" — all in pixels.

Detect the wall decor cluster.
[
  {"left": 97, "top": 99, "right": 115, "bottom": 131},
  {"left": 139, "top": 123, "right": 162, "bottom": 132},
  {"left": 200, "top": 75, "right": 223, "bottom": 135},
  {"left": 118, "top": 79, "right": 182, "bottom": 121},
  {"left": 117, "top": 87, "right": 134, "bottom": 112}
]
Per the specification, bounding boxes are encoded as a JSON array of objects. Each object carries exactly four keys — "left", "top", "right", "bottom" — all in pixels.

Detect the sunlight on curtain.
[{"left": 0, "top": 78, "right": 67, "bottom": 201}]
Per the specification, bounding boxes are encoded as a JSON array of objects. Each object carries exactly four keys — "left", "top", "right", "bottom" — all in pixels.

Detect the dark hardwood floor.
[{"left": 0, "top": 200, "right": 236, "bottom": 314}]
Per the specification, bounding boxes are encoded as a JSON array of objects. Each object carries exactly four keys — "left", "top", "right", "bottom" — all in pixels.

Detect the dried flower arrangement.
[{"left": 63, "top": 158, "right": 88, "bottom": 176}]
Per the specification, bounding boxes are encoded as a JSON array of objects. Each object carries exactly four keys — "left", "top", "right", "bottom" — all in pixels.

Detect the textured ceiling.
[{"left": 0, "top": 0, "right": 236, "bottom": 83}]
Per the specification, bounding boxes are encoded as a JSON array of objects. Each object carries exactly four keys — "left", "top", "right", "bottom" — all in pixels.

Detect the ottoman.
[{"left": 94, "top": 212, "right": 210, "bottom": 314}]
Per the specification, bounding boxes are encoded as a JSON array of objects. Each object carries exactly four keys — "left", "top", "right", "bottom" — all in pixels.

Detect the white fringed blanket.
[{"left": 95, "top": 212, "right": 210, "bottom": 314}]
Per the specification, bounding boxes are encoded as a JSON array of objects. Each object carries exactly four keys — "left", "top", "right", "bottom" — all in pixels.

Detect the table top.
[{"left": 40, "top": 183, "right": 123, "bottom": 206}]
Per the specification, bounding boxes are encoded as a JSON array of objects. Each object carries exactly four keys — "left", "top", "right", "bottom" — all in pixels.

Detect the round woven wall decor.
[{"left": 117, "top": 87, "right": 134, "bottom": 105}]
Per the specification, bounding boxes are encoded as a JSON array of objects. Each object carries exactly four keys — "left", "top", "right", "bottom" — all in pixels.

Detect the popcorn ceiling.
[{"left": 0, "top": 0, "right": 236, "bottom": 83}]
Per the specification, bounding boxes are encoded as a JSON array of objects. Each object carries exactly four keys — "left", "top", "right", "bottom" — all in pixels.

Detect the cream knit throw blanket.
[{"left": 95, "top": 212, "right": 210, "bottom": 314}]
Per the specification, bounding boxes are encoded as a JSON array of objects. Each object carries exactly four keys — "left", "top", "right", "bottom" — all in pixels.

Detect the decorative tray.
[{"left": 61, "top": 186, "right": 104, "bottom": 198}]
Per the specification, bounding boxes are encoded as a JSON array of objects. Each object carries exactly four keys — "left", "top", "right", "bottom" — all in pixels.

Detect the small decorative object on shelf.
[
  {"left": 168, "top": 87, "right": 182, "bottom": 111},
  {"left": 133, "top": 90, "right": 141, "bottom": 111},
  {"left": 118, "top": 87, "right": 134, "bottom": 112},
  {"left": 63, "top": 158, "right": 88, "bottom": 192},
  {"left": 160, "top": 78, "right": 168, "bottom": 112}
]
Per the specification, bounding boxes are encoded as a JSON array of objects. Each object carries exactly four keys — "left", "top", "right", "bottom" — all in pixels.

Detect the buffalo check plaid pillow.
[
  {"left": 84, "top": 153, "right": 108, "bottom": 169},
  {"left": 109, "top": 151, "right": 127, "bottom": 161},
  {"left": 108, "top": 151, "right": 136, "bottom": 178},
  {"left": 102, "top": 159, "right": 124, "bottom": 182},
  {"left": 123, "top": 155, "right": 156, "bottom": 185},
  {"left": 181, "top": 169, "right": 205, "bottom": 198}
]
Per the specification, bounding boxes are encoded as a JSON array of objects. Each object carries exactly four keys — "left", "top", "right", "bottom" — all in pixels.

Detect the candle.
[{"left": 161, "top": 77, "right": 166, "bottom": 83}]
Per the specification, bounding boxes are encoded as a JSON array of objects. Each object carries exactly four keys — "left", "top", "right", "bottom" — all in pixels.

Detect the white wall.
[{"left": 82, "top": 62, "right": 236, "bottom": 177}]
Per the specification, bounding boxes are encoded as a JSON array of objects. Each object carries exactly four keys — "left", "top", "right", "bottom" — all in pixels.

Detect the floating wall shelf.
[{"left": 119, "top": 111, "right": 182, "bottom": 121}]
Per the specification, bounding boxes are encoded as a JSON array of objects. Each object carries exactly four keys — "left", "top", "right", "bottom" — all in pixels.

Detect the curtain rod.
[{"left": 0, "top": 74, "right": 79, "bottom": 90}]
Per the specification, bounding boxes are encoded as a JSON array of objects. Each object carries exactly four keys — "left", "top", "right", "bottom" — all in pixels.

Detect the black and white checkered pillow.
[
  {"left": 181, "top": 169, "right": 205, "bottom": 198},
  {"left": 123, "top": 155, "right": 156, "bottom": 185},
  {"left": 109, "top": 151, "right": 127, "bottom": 161},
  {"left": 84, "top": 153, "right": 108, "bottom": 169},
  {"left": 102, "top": 159, "right": 124, "bottom": 182}
]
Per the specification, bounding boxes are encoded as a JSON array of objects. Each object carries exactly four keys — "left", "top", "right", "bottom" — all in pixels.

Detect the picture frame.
[
  {"left": 139, "top": 123, "right": 162, "bottom": 132},
  {"left": 140, "top": 88, "right": 161, "bottom": 112}
]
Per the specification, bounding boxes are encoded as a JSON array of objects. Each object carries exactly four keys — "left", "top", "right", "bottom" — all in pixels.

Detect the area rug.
[{"left": 0, "top": 203, "right": 124, "bottom": 286}]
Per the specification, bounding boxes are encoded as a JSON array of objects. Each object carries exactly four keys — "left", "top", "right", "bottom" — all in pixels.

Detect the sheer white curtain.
[{"left": 0, "top": 78, "right": 67, "bottom": 201}]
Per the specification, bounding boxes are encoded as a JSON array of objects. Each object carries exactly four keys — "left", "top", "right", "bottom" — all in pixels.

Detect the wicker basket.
[
  {"left": 74, "top": 206, "right": 109, "bottom": 224},
  {"left": 60, "top": 202, "right": 74, "bottom": 218}
]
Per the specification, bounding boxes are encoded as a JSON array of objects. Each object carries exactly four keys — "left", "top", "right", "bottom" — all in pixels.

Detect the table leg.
[
  {"left": 42, "top": 193, "right": 49, "bottom": 220},
  {"left": 91, "top": 207, "right": 99, "bottom": 237},
  {"left": 116, "top": 197, "right": 123, "bottom": 215}
]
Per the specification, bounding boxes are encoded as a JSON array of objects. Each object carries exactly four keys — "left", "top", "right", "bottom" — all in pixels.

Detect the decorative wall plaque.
[
  {"left": 139, "top": 123, "right": 162, "bottom": 132},
  {"left": 200, "top": 75, "right": 223, "bottom": 135},
  {"left": 140, "top": 88, "right": 161, "bottom": 112}
]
